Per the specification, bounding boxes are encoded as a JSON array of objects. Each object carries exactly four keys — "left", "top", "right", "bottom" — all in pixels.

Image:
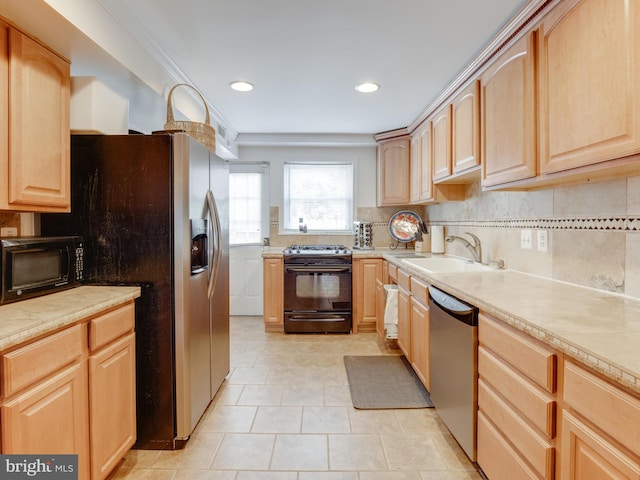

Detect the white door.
[
  {"left": 228, "top": 163, "right": 269, "bottom": 316},
  {"left": 229, "top": 245, "right": 263, "bottom": 315}
]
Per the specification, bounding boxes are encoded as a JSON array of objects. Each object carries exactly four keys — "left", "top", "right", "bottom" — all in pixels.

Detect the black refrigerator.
[{"left": 41, "top": 132, "right": 230, "bottom": 450}]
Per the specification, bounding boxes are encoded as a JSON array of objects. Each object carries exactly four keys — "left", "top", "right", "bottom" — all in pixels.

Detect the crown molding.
[
  {"left": 93, "top": 0, "right": 238, "bottom": 143},
  {"left": 407, "top": 0, "right": 559, "bottom": 133},
  {"left": 236, "top": 133, "right": 377, "bottom": 148}
]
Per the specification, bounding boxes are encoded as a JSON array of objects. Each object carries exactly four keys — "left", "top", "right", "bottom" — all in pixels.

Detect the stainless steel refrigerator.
[{"left": 40, "top": 132, "right": 230, "bottom": 450}]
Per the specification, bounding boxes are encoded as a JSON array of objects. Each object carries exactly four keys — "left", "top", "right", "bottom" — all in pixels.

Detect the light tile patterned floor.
[{"left": 111, "top": 316, "right": 483, "bottom": 479}]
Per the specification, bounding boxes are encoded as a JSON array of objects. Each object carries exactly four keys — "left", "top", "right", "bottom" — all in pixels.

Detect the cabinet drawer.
[
  {"left": 564, "top": 360, "right": 640, "bottom": 456},
  {"left": 409, "top": 276, "right": 429, "bottom": 305},
  {"left": 478, "top": 411, "right": 539, "bottom": 480},
  {"left": 397, "top": 269, "right": 411, "bottom": 291},
  {"left": 478, "top": 346, "right": 555, "bottom": 437},
  {"left": 479, "top": 313, "right": 556, "bottom": 392},
  {"left": 2, "top": 324, "right": 83, "bottom": 396},
  {"left": 479, "top": 380, "right": 555, "bottom": 479},
  {"left": 388, "top": 264, "right": 398, "bottom": 281},
  {"left": 89, "top": 302, "right": 135, "bottom": 351}
]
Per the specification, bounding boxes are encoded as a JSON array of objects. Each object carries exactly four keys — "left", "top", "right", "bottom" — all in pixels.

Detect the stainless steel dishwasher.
[{"left": 429, "top": 285, "right": 479, "bottom": 462}]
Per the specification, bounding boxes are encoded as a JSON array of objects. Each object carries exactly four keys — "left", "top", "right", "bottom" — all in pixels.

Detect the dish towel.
[{"left": 383, "top": 285, "right": 399, "bottom": 339}]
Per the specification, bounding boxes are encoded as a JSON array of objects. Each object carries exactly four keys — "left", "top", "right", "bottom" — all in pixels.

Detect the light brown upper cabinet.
[
  {"left": 481, "top": 31, "right": 537, "bottom": 187},
  {"left": 410, "top": 121, "right": 433, "bottom": 203},
  {"left": 432, "top": 82, "right": 481, "bottom": 184},
  {"left": 377, "top": 135, "right": 410, "bottom": 206},
  {"left": 410, "top": 120, "right": 465, "bottom": 204},
  {"left": 452, "top": 80, "right": 481, "bottom": 176},
  {"left": 409, "top": 128, "right": 421, "bottom": 203},
  {"left": 0, "top": 24, "right": 71, "bottom": 212},
  {"left": 538, "top": 0, "right": 640, "bottom": 174},
  {"left": 431, "top": 104, "right": 452, "bottom": 182}
]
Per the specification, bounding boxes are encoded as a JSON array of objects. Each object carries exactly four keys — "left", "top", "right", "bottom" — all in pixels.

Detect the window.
[
  {"left": 283, "top": 162, "right": 354, "bottom": 233},
  {"left": 229, "top": 165, "right": 268, "bottom": 245}
]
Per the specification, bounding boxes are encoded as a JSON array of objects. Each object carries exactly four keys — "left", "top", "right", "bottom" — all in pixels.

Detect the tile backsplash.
[
  {"left": 0, "top": 213, "right": 21, "bottom": 236},
  {"left": 426, "top": 176, "right": 640, "bottom": 299},
  {"left": 268, "top": 206, "right": 420, "bottom": 250},
  {"left": 267, "top": 175, "right": 640, "bottom": 298}
]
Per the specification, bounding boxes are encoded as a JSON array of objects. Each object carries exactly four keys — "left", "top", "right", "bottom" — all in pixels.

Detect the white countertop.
[
  {"left": 0, "top": 286, "right": 141, "bottom": 351},
  {"left": 384, "top": 252, "right": 640, "bottom": 394}
]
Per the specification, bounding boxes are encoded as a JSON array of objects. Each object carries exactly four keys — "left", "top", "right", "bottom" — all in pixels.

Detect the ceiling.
[{"left": 95, "top": 0, "right": 529, "bottom": 136}]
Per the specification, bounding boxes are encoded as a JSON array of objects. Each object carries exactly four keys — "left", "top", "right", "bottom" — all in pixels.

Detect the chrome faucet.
[{"left": 445, "top": 232, "right": 482, "bottom": 263}]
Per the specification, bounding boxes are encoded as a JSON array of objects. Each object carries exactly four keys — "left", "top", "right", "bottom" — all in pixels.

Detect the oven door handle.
[{"left": 284, "top": 265, "right": 352, "bottom": 273}]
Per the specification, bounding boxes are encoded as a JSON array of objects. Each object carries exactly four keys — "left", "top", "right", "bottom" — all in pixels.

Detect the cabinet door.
[
  {"left": 397, "top": 287, "right": 411, "bottom": 359},
  {"left": 375, "top": 279, "right": 385, "bottom": 340},
  {"left": 377, "top": 137, "right": 410, "bottom": 206},
  {"left": 478, "top": 411, "right": 540, "bottom": 480},
  {"left": 409, "top": 132, "right": 421, "bottom": 203},
  {"left": 481, "top": 32, "right": 537, "bottom": 187},
  {"left": 418, "top": 123, "right": 434, "bottom": 201},
  {"left": 561, "top": 410, "right": 640, "bottom": 480},
  {"left": 2, "top": 362, "right": 90, "bottom": 479},
  {"left": 263, "top": 258, "right": 284, "bottom": 330},
  {"left": 7, "top": 28, "right": 70, "bottom": 211},
  {"left": 0, "top": 23, "right": 7, "bottom": 205},
  {"left": 538, "top": 0, "right": 640, "bottom": 174},
  {"left": 410, "top": 297, "right": 429, "bottom": 390},
  {"left": 432, "top": 105, "right": 452, "bottom": 181},
  {"left": 89, "top": 333, "right": 136, "bottom": 480},
  {"left": 452, "top": 80, "right": 481, "bottom": 174},
  {"left": 352, "top": 258, "right": 381, "bottom": 333}
]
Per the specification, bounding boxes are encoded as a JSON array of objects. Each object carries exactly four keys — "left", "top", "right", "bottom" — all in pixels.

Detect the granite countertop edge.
[
  {"left": 382, "top": 252, "right": 640, "bottom": 395},
  {"left": 0, "top": 285, "right": 142, "bottom": 351}
]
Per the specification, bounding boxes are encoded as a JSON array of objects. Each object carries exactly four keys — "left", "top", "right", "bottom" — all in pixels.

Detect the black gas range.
[
  {"left": 282, "top": 244, "right": 352, "bottom": 334},
  {"left": 283, "top": 244, "right": 351, "bottom": 257}
]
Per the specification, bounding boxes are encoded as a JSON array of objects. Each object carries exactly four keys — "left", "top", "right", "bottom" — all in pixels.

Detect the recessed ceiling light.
[
  {"left": 230, "top": 81, "right": 254, "bottom": 92},
  {"left": 355, "top": 82, "right": 380, "bottom": 93}
]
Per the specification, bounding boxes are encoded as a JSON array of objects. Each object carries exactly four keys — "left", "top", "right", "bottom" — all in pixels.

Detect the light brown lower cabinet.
[
  {"left": 560, "top": 410, "right": 640, "bottom": 480},
  {"left": 352, "top": 258, "right": 382, "bottom": 333},
  {"left": 375, "top": 277, "right": 386, "bottom": 339},
  {"left": 396, "top": 286, "right": 411, "bottom": 359},
  {"left": 393, "top": 269, "right": 430, "bottom": 391},
  {"left": 409, "top": 275, "right": 430, "bottom": 390},
  {"left": 560, "top": 360, "right": 640, "bottom": 480},
  {"left": 263, "top": 257, "right": 284, "bottom": 331},
  {"left": 478, "top": 312, "right": 640, "bottom": 480},
  {"left": 1, "top": 323, "right": 90, "bottom": 477},
  {"left": 2, "top": 362, "right": 90, "bottom": 477},
  {"left": 0, "top": 300, "right": 136, "bottom": 480},
  {"left": 409, "top": 297, "right": 429, "bottom": 389},
  {"left": 477, "top": 312, "right": 557, "bottom": 480},
  {"left": 88, "top": 303, "right": 136, "bottom": 480}
]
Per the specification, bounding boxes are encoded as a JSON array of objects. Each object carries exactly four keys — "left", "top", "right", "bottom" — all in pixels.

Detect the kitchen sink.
[{"left": 401, "top": 256, "right": 493, "bottom": 273}]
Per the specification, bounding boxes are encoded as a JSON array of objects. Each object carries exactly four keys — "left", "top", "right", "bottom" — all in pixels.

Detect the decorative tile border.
[
  {"left": 429, "top": 216, "right": 640, "bottom": 232},
  {"left": 271, "top": 216, "right": 640, "bottom": 232}
]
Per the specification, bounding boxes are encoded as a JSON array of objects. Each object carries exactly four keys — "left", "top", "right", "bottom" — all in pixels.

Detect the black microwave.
[{"left": 0, "top": 236, "right": 84, "bottom": 305}]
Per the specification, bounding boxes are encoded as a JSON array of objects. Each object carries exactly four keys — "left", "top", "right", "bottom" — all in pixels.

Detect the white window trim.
[
  {"left": 280, "top": 161, "right": 355, "bottom": 235},
  {"left": 229, "top": 162, "right": 270, "bottom": 246}
]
